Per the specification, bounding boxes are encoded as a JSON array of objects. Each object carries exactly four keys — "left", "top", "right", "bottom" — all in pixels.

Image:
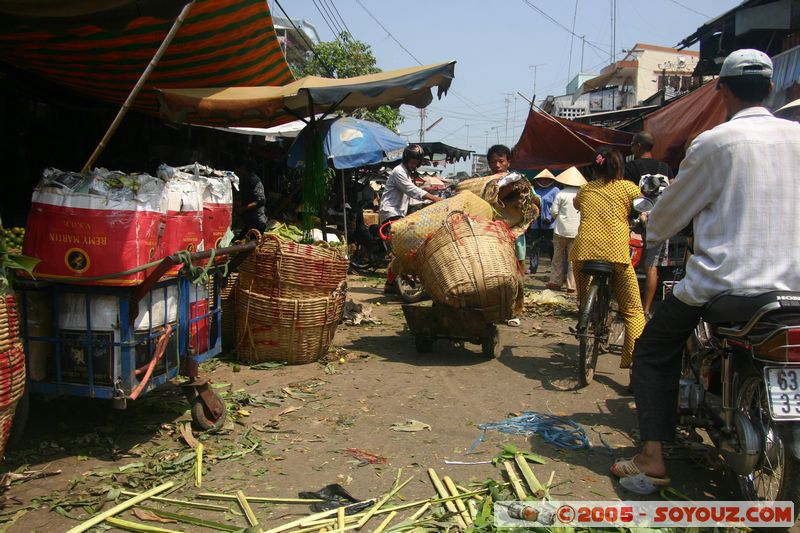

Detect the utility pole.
[
  {"left": 418, "top": 108, "right": 426, "bottom": 142},
  {"left": 529, "top": 64, "right": 544, "bottom": 106},
  {"left": 503, "top": 93, "right": 513, "bottom": 145},
  {"left": 581, "top": 35, "right": 586, "bottom": 72}
]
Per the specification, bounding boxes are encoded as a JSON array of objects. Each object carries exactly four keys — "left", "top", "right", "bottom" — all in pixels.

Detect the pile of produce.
[
  {"left": 456, "top": 172, "right": 540, "bottom": 237},
  {"left": 1, "top": 227, "right": 25, "bottom": 253}
]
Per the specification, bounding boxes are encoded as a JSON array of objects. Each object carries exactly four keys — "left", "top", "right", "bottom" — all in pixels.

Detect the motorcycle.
[
  {"left": 347, "top": 175, "right": 388, "bottom": 272},
  {"left": 679, "top": 290, "right": 800, "bottom": 509},
  {"left": 348, "top": 206, "right": 389, "bottom": 271}
]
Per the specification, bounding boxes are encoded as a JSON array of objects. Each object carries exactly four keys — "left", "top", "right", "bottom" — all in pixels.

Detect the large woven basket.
[
  {"left": 0, "top": 294, "right": 20, "bottom": 353},
  {"left": 220, "top": 273, "right": 238, "bottom": 352},
  {"left": 390, "top": 191, "right": 493, "bottom": 274},
  {"left": 235, "top": 282, "right": 346, "bottom": 365},
  {"left": 456, "top": 175, "right": 540, "bottom": 238},
  {"left": 238, "top": 234, "right": 348, "bottom": 299},
  {"left": 0, "top": 342, "right": 26, "bottom": 460},
  {"left": 418, "top": 213, "right": 524, "bottom": 323}
]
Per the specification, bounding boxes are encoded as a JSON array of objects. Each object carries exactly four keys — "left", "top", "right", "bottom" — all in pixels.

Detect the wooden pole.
[{"left": 81, "top": 1, "right": 195, "bottom": 173}]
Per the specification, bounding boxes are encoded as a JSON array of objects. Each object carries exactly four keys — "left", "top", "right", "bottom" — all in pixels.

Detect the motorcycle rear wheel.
[
  {"left": 736, "top": 370, "right": 800, "bottom": 521},
  {"left": 396, "top": 275, "right": 425, "bottom": 304},
  {"left": 349, "top": 244, "right": 373, "bottom": 272}
]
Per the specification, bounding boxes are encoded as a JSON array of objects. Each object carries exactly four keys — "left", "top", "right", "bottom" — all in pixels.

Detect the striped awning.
[{"left": 0, "top": 0, "right": 295, "bottom": 118}]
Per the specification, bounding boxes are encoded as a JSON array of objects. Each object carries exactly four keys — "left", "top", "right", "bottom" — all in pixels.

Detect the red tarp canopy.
[
  {"left": 512, "top": 81, "right": 726, "bottom": 172},
  {"left": 643, "top": 81, "right": 726, "bottom": 169},
  {"left": 512, "top": 111, "right": 633, "bottom": 170}
]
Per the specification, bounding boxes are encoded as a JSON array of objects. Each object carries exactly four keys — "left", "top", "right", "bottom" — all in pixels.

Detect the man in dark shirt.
[
  {"left": 234, "top": 160, "right": 267, "bottom": 240},
  {"left": 623, "top": 132, "right": 674, "bottom": 319}
]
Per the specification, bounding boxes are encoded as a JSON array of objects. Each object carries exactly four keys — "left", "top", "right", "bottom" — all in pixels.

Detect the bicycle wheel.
[{"left": 577, "top": 283, "right": 603, "bottom": 387}]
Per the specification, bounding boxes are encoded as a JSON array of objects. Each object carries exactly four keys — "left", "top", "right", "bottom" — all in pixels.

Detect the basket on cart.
[
  {"left": 237, "top": 234, "right": 348, "bottom": 299},
  {"left": 389, "top": 191, "right": 493, "bottom": 274},
  {"left": 219, "top": 272, "right": 238, "bottom": 352},
  {"left": 418, "top": 212, "right": 523, "bottom": 323},
  {"left": 456, "top": 174, "right": 540, "bottom": 238},
  {"left": 235, "top": 281, "right": 346, "bottom": 365}
]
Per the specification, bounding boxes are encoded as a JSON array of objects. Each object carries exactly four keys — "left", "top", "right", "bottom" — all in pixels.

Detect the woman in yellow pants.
[{"left": 569, "top": 146, "right": 645, "bottom": 370}]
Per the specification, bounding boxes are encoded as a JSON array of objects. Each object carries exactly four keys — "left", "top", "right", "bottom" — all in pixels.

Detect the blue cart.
[{"left": 14, "top": 243, "right": 254, "bottom": 431}]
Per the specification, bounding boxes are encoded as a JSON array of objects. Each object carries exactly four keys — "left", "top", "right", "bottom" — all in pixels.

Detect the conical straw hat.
[
  {"left": 553, "top": 166, "right": 587, "bottom": 187},
  {"left": 533, "top": 169, "right": 555, "bottom": 180}
]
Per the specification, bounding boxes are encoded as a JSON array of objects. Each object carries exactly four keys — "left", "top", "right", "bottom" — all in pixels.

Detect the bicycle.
[
  {"left": 575, "top": 260, "right": 616, "bottom": 387},
  {"left": 575, "top": 196, "right": 654, "bottom": 387}
]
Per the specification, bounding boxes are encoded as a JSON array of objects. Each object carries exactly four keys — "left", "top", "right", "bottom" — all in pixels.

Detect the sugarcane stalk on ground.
[
  {"left": 65, "top": 481, "right": 174, "bottom": 533},
  {"left": 427, "top": 469, "right": 467, "bottom": 530},
  {"left": 502, "top": 461, "right": 528, "bottom": 500},
  {"left": 443, "top": 476, "right": 472, "bottom": 527},
  {"left": 514, "top": 453, "right": 546, "bottom": 498}
]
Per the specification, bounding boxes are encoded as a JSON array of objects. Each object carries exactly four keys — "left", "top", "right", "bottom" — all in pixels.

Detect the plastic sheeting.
[
  {"left": 511, "top": 110, "right": 633, "bottom": 171},
  {"left": 643, "top": 81, "right": 727, "bottom": 170}
]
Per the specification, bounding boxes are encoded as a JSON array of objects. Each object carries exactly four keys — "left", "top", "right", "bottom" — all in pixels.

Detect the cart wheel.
[
  {"left": 415, "top": 335, "right": 434, "bottom": 354},
  {"left": 7, "top": 387, "right": 29, "bottom": 449},
  {"left": 481, "top": 326, "right": 500, "bottom": 359},
  {"left": 191, "top": 394, "right": 227, "bottom": 431}
]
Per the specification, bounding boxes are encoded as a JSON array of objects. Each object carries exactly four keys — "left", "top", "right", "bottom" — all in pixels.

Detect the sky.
[{"left": 272, "top": 0, "right": 742, "bottom": 173}]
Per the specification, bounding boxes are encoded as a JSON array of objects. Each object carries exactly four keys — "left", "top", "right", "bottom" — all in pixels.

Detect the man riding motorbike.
[
  {"left": 612, "top": 49, "right": 800, "bottom": 495},
  {"left": 378, "top": 144, "right": 442, "bottom": 294}
]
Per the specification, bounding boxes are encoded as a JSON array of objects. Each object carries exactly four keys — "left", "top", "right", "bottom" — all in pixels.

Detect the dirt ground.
[{"left": 1, "top": 260, "right": 741, "bottom": 532}]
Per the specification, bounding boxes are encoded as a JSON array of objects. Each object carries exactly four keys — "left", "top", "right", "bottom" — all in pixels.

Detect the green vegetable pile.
[
  {"left": 0, "top": 219, "right": 39, "bottom": 294},
  {"left": 1, "top": 227, "right": 25, "bottom": 252}
]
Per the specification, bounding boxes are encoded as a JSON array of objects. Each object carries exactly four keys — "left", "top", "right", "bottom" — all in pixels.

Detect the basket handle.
[
  {"left": 378, "top": 220, "right": 394, "bottom": 242},
  {"left": 245, "top": 228, "right": 262, "bottom": 242}
]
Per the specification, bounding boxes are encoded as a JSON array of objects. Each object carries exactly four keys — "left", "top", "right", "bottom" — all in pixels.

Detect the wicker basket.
[
  {"left": 418, "top": 213, "right": 524, "bottom": 323},
  {"left": 0, "top": 294, "right": 20, "bottom": 354},
  {"left": 0, "top": 343, "right": 26, "bottom": 459},
  {"left": 238, "top": 234, "right": 348, "bottom": 299},
  {"left": 220, "top": 273, "right": 238, "bottom": 352},
  {"left": 235, "top": 282, "right": 346, "bottom": 365},
  {"left": 390, "top": 191, "right": 493, "bottom": 274},
  {"left": 456, "top": 175, "right": 540, "bottom": 238}
]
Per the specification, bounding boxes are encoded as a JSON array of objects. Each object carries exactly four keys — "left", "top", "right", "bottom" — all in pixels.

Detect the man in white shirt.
[
  {"left": 612, "top": 49, "right": 800, "bottom": 491},
  {"left": 379, "top": 144, "right": 441, "bottom": 293},
  {"left": 379, "top": 144, "right": 441, "bottom": 223}
]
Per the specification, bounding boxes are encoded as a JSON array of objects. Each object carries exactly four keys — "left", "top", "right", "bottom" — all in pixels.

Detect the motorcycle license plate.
[{"left": 763, "top": 367, "right": 800, "bottom": 421}]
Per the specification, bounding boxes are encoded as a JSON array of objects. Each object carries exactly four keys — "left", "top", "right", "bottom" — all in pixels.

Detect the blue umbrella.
[{"left": 287, "top": 116, "right": 407, "bottom": 170}]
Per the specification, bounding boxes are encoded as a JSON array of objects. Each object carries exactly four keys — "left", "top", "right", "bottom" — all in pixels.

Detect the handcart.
[
  {"left": 401, "top": 301, "right": 500, "bottom": 358},
  {"left": 15, "top": 242, "right": 254, "bottom": 431}
]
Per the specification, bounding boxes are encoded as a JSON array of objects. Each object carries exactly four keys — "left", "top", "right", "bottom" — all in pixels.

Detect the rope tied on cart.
[
  {"left": 129, "top": 323, "right": 173, "bottom": 401},
  {"left": 470, "top": 411, "right": 603, "bottom": 453},
  {"left": 175, "top": 249, "right": 227, "bottom": 285}
]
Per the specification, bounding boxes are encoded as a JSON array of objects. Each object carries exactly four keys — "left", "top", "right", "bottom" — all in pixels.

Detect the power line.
[
  {"left": 312, "top": 0, "right": 344, "bottom": 43},
  {"left": 667, "top": 0, "right": 710, "bottom": 18},
  {"left": 520, "top": 0, "right": 608, "bottom": 56},
  {"left": 318, "top": 0, "right": 346, "bottom": 37},
  {"left": 273, "top": 0, "right": 337, "bottom": 77},
  {"left": 325, "top": 0, "right": 354, "bottom": 37},
  {"left": 354, "top": 0, "right": 423, "bottom": 65}
]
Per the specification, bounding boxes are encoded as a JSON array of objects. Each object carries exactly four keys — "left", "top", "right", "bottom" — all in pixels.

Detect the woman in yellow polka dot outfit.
[{"left": 569, "top": 146, "right": 645, "bottom": 369}]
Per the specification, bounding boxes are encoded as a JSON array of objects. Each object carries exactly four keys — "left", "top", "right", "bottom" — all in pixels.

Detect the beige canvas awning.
[{"left": 156, "top": 61, "right": 456, "bottom": 128}]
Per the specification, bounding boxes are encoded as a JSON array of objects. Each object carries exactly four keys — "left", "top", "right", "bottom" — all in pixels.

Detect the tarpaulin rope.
[
  {"left": 471, "top": 411, "right": 592, "bottom": 452},
  {"left": 175, "top": 249, "right": 226, "bottom": 285}
]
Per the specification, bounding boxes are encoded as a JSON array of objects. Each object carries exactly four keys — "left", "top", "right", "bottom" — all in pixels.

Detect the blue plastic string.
[{"left": 473, "top": 411, "right": 593, "bottom": 451}]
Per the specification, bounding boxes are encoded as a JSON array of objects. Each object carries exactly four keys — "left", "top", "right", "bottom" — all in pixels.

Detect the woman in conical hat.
[{"left": 529, "top": 169, "right": 560, "bottom": 275}]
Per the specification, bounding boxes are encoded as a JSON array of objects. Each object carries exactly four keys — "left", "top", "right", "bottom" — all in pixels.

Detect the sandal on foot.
[{"left": 611, "top": 457, "right": 670, "bottom": 486}]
